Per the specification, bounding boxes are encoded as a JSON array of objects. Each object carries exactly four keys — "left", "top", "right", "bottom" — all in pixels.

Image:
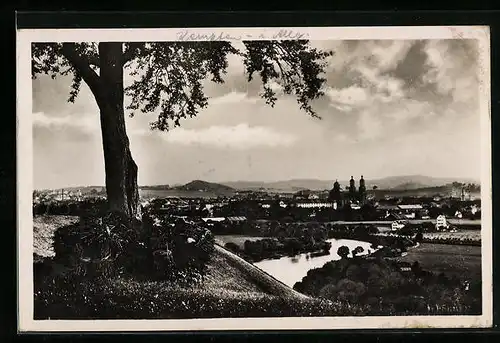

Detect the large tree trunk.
[{"left": 95, "top": 42, "right": 141, "bottom": 220}]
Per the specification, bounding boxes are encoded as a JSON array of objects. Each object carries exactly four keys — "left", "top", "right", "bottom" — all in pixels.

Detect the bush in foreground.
[
  {"left": 45, "top": 210, "right": 215, "bottom": 286},
  {"left": 35, "top": 211, "right": 218, "bottom": 318},
  {"left": 293, "top": 257, "right": 481, "bottom": 316}
]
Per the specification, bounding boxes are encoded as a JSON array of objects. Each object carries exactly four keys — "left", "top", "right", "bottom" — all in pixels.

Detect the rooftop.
[{"left": 398, "top": 204, "right": 424, "bottom": 210}]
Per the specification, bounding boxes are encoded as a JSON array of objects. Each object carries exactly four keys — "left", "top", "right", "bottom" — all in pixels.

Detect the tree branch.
[
  {"left": 87, "top": 54, "right": 100, "bottom": 67},
  {"left": 60, "top": 43, "right": 102, "bottom": 95},
  {"left": 122, "top": 43, "right": 143, "bottom": 66},
  {"left": 122, "top": 49, "right": 135, "bottom": 66}
]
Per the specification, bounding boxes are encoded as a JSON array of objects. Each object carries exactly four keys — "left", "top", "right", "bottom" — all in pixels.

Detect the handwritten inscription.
[{"left": 177, "top": 29, "right": 309, "bottom": 42}]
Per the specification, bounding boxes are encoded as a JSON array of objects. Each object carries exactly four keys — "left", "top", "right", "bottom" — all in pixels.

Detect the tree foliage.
[
  {"left": 32, "top": 41, "right": 333, "bottom": 130},
  {"left": 337, "top": 245, "right": 350, "bottom": 259}
]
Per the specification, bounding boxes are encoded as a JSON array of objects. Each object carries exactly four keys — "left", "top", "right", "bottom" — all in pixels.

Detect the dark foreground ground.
[
  {"left": 33, "top": 215, "right": 482, "bottom": 319},
  {"left": 33, "top": 215, "right": 358, "bottom": 319}
]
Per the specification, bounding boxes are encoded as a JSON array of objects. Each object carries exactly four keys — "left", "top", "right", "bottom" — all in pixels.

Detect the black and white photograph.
[{"left": 17, "top": 26, "right": 492, "bottom": 331}]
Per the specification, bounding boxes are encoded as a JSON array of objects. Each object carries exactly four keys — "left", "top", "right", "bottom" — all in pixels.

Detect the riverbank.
[
  {"left": 221, "top": 236, "right": 332, "bottom": 263},
  {"left": 254, "top": 238, "right": 375, "bottom": 288}
]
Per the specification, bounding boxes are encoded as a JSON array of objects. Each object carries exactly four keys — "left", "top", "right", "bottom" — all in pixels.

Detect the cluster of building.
[
  {"left": 35, "top": 177, "right": 481, "bottom": 233},
  {"left": 328, "top": 175, "right": 367, "bottom": 209},
  {"left": 33, "top": 189, "right": 85, "bottom": 203}
]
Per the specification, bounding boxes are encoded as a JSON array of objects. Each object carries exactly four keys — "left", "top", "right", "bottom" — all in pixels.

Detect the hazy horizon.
[
  {"left": 34, "top": 173, "right": 480, "bottom": 191},
  {"left": 33, "top": 39, "right": 482, "bottom": 190}
]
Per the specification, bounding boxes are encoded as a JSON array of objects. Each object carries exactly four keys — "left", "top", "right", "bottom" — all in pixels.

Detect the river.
[{"left": 253, "top": 238, "right": 376, "bottom": 288}]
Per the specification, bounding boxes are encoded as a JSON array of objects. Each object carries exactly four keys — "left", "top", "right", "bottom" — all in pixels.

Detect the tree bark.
[{"left": 94, "top": 42, "right": 141, "bottom": 220}]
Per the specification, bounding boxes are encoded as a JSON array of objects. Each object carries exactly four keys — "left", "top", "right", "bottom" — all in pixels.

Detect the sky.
[{"left": 32, "top": 39, "right": 482, "bottom": 189}]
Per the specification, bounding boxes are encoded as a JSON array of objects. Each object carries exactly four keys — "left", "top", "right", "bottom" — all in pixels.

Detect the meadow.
[
  {"left": 423, "top": 230, "right": 481, "bottom": 241},
  {"left": 395, "top": 243, "right": 482, "bottom": 279}
]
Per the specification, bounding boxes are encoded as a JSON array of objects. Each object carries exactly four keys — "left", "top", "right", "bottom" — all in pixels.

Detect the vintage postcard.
[{"left": 17, "top": 25, "right": 492, "bottom": 331}]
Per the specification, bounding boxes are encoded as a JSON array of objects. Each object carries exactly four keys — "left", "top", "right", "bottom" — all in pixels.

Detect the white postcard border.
[{"left": 17, "top": 25, "right": 493, "bottom": 332}]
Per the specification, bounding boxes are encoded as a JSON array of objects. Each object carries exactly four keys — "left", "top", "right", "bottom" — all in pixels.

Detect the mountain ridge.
[
  {"left": 36, "top": 175, "right": 480, "bottom": 193},
  {"left": 220, "top": 175, "right": 479, "bottom": 192}
]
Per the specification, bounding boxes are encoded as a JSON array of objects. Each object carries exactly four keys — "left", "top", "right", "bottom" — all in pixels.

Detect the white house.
[
  {"left": 350, "top": 203, "right": 361, "bottom": 210},
  {"left": 471, "top": 205, "right": 480, "bottom": 215},
  {"left": 436, "top": 215, "right": 448, "bottom": 230},
  {"left": 296, "top": 202, "right": 333, "bottom": 209},
  {"left": 398, "top": 204, "right": 423, "bottom": 219},
  {"left": 201, "top": 217, "right": 226, "bottom": 223},
  {"left": 391, "top": 220, "right": 406, "bottom": 231}
]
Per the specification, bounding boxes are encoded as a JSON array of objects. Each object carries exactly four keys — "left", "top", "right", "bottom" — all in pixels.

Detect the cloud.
[
  {"left": 357, "top": 110, "right": 383, "bottom": 141},
  {"left": 422, "top": 40, "right": 478, "bottom": 104},
  {"left": 369, "top": 41, "right": 414, "bottom": 72},
  {"left": 335, "top": 133, "right": 356, "bottom": 144},
  {"left": 321, "top": 41, "right": 415, "bottom": 118},
  {"left": 209, "top": 91, "right": 260, "bottom": 105},
  {"left": 355, "top": 64, "right": 405, "bottom": 101},
  {"left": 32, "top": 39, "right": 483, "bottom": 189},
  {"left": 160, "top": 123, "right": 297, "bottom": 149},
  {"left": 326, "top": 86, "right": 369, "bottom": 108},
  {"left": 319, "top": 39, "right": 481, "bottom": 144},
  {"left": 32, "top": 111, "right": 99, "bottom": 133}
]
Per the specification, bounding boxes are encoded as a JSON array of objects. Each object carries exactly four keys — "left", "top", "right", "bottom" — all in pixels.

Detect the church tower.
[
  {"left": 358, "top": 175, "right": 366, "bottom": 204},
  {"left": 349, "top": 176, "right": 356, "bottom": 201},
  {"left": 328, "top": 179, "right": 342, "bottom": 208}
]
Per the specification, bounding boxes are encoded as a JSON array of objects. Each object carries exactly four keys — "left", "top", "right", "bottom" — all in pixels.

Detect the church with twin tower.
[{"left": 328, "top": 175, "right": 367, "bottom": 208}]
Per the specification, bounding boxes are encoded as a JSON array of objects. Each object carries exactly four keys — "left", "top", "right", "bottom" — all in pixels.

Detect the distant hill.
[
  {"left": 389, "top": 182, "right": 430, "bottom": 191},
  {"left": 371, "top": 175, "right": 478, "bottom": 191},
  {"left": 174, "top": 180, "right": 235, "bottom": 193},
  {"left": 39, "top": 175, "right": 479, "bottom": 196},
  {"left": 221, "top": 175, "right": 479, "bottom": 192},
  {"left": 371, "top": 185, "right": 452, "bottom": 198},
  {"left": 222, "top": 179, "right": 331, "bottom": 192},
  {"left": 140, "top": 185, "right": 171, "bottom": 191}
]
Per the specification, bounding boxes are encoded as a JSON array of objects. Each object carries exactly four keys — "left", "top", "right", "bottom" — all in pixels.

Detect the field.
[
  {"left": 396, "top": 243, "right": 481, "bottom": 279},
  {"left": 329, "top": 219, "right": 481, "bottom": 226},
  {"left": 423, "top": 230, "right": 481, "bottom": 241},
  {"left": 215, "top": 235, "right": 267, "bottom": 249}
]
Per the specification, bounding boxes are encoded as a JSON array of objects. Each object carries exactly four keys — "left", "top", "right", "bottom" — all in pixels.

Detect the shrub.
[
  {"left": 320, "top": 279, "right": 366, "bottom": 303},
  {"left": 294, "top": 256, "right": 480, "bottom": 316},
  {"left": 337, "top": 246, "right": 350, "bottom": 259},
  {"left": 224, "top": 242, "right": 240, "bottom": 252},
  {"left": 51, "top": 211, "right": 215, "bottom": 284}
]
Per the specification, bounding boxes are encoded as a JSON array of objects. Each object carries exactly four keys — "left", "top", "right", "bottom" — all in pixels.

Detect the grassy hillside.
[
  {"left": 33, "top": 215, "right": 79, "bottom": 257},
  {"left": 33, "top": 215, "right": 355, "bottom": 319}
]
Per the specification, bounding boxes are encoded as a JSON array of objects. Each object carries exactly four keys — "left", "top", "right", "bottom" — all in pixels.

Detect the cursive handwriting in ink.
[
  {"left": 177, "top": 30, "right": 243, "bottom": 42},
  {"left": 272, "top": 29, "right": 308, "bottom": 40},
  {"left": 176, "top": 29, "right": 309, "bottom": 42}
]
